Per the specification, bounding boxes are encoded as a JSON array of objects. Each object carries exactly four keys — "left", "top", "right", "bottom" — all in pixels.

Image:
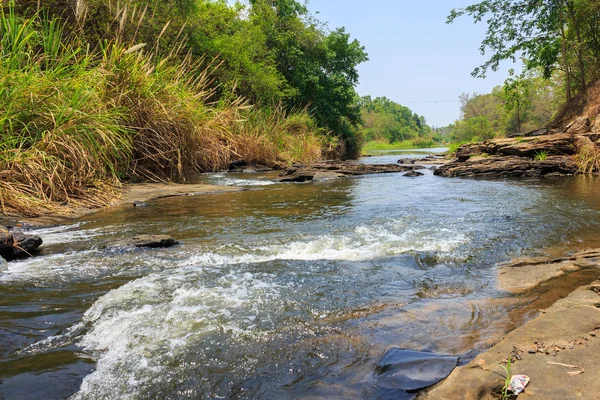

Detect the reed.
[{"left": 0, "top": 2, "right": 327, "bottom": 216}]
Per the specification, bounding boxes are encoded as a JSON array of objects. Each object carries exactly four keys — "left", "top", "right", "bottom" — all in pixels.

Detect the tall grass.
[
  {"left": 231, "top": 106, "right": 324, "bottom": 167},
  {"left": 0, "top": 7, "right": 131, "bottom": 215},
  {"left": 0, "top": 3, "right": 327, "bottom": 216}
]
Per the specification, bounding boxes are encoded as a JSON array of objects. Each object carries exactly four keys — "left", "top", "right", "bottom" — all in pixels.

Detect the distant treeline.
[{"left": 357, "top": 96, "right": 440, "bottom": 149}]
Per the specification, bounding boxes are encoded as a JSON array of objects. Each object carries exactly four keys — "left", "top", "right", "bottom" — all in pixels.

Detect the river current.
[{"left": 2, "top": 152, "right": 600, "bottom": 399}]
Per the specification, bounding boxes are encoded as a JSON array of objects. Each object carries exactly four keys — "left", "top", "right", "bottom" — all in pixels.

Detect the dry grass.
[
  {"left": 0, "top": 3, "right": 327, "bottom": 216},
  {"left": 575, "top": 145, "right": 600, "bottom": 174}
]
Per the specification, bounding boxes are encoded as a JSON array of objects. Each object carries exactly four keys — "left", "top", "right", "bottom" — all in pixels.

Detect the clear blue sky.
[{"left": 307, "top": 0, "right": 518, "bottom": 127}]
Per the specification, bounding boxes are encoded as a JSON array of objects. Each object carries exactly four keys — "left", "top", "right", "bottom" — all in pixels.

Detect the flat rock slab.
[
  {"left": 434, "top": 155, "right": 578, "bottom": 177},
  {"left": 122, "top": 183, "right": 244, "bottom": 204},
  {"left": 498, "top": 249, "right": 600, "bottom": 293},
  {"left": 418, "top": 280, "right": 600, "bottom": 400},
  {"left": 104, "top": 235, "right": 179, "bottom": 250},
  {"left": 374, "top": 348, "right": 459, "bottom": 391},
  {"left": 279, "top": 162, "right": 425, "bottom": 182}
]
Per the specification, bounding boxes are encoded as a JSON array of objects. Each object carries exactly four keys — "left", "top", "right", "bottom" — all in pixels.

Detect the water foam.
[{"left": 72, "top": 267, "right": 287, "bottom": 399}]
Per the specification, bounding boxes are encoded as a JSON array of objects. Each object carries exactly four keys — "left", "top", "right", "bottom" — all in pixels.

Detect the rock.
[
  {"left": 228, "top": 159, "right": 248, "bottom": 170},
  {"left": 592, "top": 115, "right": 600, "bottom": 133},
  {"left": 574, "top": 135, "right": 595, "bottom": 152},
  {"left": 451, "top": 133, "right": 575, "bottom": 163},
  {"left": 419, "top": 280, "right": 600, "bottom": 400},
  {"left": 488, "top": 133, "right": 575, "bottom": 157},
  {"left": 104, "top": 235, "right": 179, "bottom": 250},
  {"left": 133, "top": 201, "right": 147, "bottom": 207},
  {"left": 374, "top": 348, "right": 458, "bottom": 391},
  {"left": 404, "top": 170, "right": 424, "bottom": 177},
  {"left": 0, "top": 226, "right": 14, "bottom": 253},
  {"left": 10, "top": 231, "right": 43, "bottom": 257},
  {"left": 278, "top": 162, "right": 425, "bottom": 182},
  {"left": 565, "top": 116, "right": 591, "bottom": 135},
  {"left": 312, "top": 171, "right": 340, "bottom": 181},
  {"left": 242, "top": 168, "right": 257, "bottom": 174},
  {"left": 434, "top": 155, "right": 578, "bottom": 177}
]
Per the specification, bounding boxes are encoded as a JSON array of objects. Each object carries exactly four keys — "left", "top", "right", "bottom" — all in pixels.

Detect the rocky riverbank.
[
  {"left": 435, "top": 116, "right": 600, "bottom": 177},
  {"left": 418, "top": 249, "right": 600, "bottom": 399}
]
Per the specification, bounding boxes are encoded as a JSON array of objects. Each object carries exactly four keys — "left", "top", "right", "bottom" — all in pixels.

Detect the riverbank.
[
  {"left": 3, "top": 182, "right": 246, "bottom": 228},
  {"left": 419, "top": 250, "right": 600, "bottom": 399}
]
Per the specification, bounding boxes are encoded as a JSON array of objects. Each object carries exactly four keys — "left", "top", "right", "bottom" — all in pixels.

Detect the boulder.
[
  {"left": 10, "top": 231, "right": 43, "bottom": 257},
  {"left": 104, "top": 235, "right": 179, "bottom": 250},
  {"left": 0, "top": 225, "right": 13, "bottom": 254},
  {"left": 565, "top": 116, "right": 591, "bottom": 135}
]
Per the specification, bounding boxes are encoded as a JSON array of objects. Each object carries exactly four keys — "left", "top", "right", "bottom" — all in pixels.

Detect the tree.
[{"left": 447, "top": 0, "right": 597, "bottom": 103}]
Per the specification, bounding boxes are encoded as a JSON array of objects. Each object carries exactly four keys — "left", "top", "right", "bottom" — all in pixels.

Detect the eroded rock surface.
[
  {"left": 435, "top": 132, "right": 589, "bottom": 177},
  {"left": 418, "top": 279, "right": 600, "bottom": 400},
  {"left": 279, "top": 162, "right": 425, "bottom": 182},
  {"left": 498, "top": 249, "right": 600, "bottom": 293},
  {"left": 435, "top": 155, "right": 578, "bottom": 177}
]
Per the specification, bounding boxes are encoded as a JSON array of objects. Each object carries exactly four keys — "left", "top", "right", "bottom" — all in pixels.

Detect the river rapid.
[{"left": 2, "top": 152, "right": 600, "bottom": 399}]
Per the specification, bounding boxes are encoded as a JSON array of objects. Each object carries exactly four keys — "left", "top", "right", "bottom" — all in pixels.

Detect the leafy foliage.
[{"left": 357, "top": 96, "right": 439, "bottom": 148}]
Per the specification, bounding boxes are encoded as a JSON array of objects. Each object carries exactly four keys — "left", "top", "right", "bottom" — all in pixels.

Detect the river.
[{"left": 2, "top": 152, "right": 600, "bottom": 399}]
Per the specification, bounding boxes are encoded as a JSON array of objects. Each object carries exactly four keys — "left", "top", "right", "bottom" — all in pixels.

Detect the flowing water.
[{"left": 2, "top": 153, "right": 600, "bottom": 399}]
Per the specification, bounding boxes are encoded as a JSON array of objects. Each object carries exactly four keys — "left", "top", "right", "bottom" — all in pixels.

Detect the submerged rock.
[
  {"left": 374, "top": 348, "right": 458, "bottom": 391},
  {"left": 104, "top": 234, "right": 179, "bottom": 250},
  {"left": 403, "top": 170, "right": 424, "bottom": 177}
]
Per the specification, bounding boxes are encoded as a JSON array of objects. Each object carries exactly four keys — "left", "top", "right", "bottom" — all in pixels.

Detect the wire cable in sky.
[{"left": 395, "top": 100, "right": 460, "bottom": 104}]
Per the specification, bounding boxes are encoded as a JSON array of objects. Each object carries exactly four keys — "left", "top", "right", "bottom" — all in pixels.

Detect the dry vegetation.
[{"left": 0, "top": 5, "right": 325, "bottom": 216}]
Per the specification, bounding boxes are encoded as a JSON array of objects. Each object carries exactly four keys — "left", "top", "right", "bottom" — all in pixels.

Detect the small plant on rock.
[
  {"left": 498, "top": 357, "right": 512, "bottom": 400},
  {"left": 534, "top": 150, "right": 548, "bottom": 161}
]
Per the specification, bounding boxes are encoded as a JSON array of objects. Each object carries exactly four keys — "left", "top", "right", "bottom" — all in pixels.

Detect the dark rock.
[
  {"left": 228, "top": 159, "right": 248, "bottom": 170},
  {"left": 104, "top": 235, "right": 179, "bottom": 250},
  {"left": 374, "top": 348, "right": 458, "bottom": 391},
  {"left": 0, "top": 226, "right": 13, "bottom": 253},
  {"left": 404, "top": 170, "right": 424, "bottom": 177},
  {"left": 133, "top": 201, "right": 148, "bottom": 207},
  {"left": 10, "top": 231, "right": 43, "bottom": 257},
  {"left": 434, "top": 155, "right": 578, "bottom": 177},
  {"left": 429, "top": 166, "right": 438, "bottom": 171}
]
